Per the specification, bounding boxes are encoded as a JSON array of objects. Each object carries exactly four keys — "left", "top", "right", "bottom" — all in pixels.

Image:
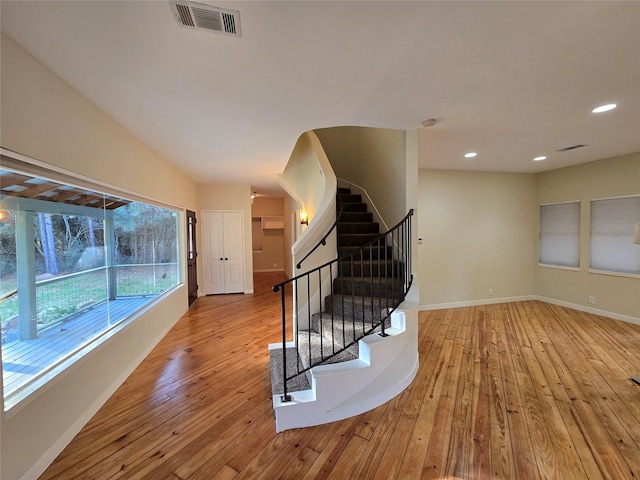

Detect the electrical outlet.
[
  {"left": 588, "top": 296, "right": 596, "bottom": 304},
  {"left": 489, "top": 288, "right": 493, "bottom": 296}
]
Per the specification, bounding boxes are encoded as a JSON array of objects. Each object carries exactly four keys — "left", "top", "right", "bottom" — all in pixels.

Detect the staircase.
[
  {"left": 334, "top": 188, "right": 406, "bottom": 314},
  {"left": 293, "top": 189, "right": 405, "bottom": 371},
  {"left": 269, "top": 189, "right": 418, "bottom": 432}
]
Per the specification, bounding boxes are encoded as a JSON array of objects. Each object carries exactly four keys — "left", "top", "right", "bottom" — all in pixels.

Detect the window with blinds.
[
  {"left": 590, "top": 195, "right": 640, "bottom": 275},
  {"left": 539, "top": 201, "right": 580, "bottom": 268}
]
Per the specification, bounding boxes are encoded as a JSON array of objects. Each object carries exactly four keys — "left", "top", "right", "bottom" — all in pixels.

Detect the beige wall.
[
  {"left": 418, "top": 154, "right": 639, "bottom": 321},
  {"left": 315, "top": 126, "right": 408, "bottom": 227},
  {"left": 283, "top": 195, "right": 296, "bottom": 277},
  {"left": 251, "top": 197, "right": 285, "bottom": 272},
  {"left": 0, "top": 33, "right": 198, "bottom": 479},
  {"left": 279, "top": 131, "right": 337, "bottom": 276},
  {"left": 197, "top": 183, "right": 255, "bottom": 293},
  {"left": 405, "top": 129, "right": 419, "bottom": 280},
  {"left": 0, "top": 34, "right": 195, "bottom": 209},
  {"left": 419, "top": 169, "right": 537, "bottom": 306},
  {"left": 535, "top": 153, "right": 640, "bottom": 319}
]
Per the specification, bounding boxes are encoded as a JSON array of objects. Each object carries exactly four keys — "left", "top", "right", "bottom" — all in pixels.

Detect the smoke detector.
[{"left": 169, "top": 1, "right": 241, "bottom": 37}]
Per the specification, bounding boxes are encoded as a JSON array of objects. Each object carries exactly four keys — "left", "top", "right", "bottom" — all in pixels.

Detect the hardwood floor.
[{"left": 41, "top": 272, "right": 640, "bottom": 479}]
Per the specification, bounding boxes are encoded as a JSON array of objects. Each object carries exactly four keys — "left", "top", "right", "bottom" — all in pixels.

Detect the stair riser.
[
  {"left": 339, "top": 246, "right": 394, "bottom": 260},
  {"left": 337, "top": 202, "right": 368, "bottom": 213},
  {"left": 339, "top": 212, "right": 373, "bottom": 223},
  {"left": 332, "top": 279, "right": 405, "bottom": 298},
  {"left": 310, "top": 313, "right": 376, "bottom": 338},
  {"left": 337, "top": 193, "right": 362, "bottom": 203},
  {"left": 325, "top": 295, "right": 395, "bottom": 322},
  {"left": 338, "top": 234, "right": 381, "bottom": 247},
  {"left": 337, "top": 223, "right": 380, "bottom": 234},
  {"left": 297, "top": 331, "right": 359, "bottom": 368},
  {"left": 337, "top": 261, "right": 404, "bottom": 277}
]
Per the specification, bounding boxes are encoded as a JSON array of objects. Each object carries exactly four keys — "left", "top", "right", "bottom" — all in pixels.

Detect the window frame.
[{"left": 0, "top": 148, "right": 185, "bottom": 412}]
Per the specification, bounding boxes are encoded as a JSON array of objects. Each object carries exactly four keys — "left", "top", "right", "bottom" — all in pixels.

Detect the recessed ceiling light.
[
  {"left": 464, "top": 152, "right": 477, "bottom": 158},
  {"left": 533, "top": 156, "right": 547, "bottom": 161},
  {"left": 592, "top": 103, "right": 616, "bottom": 113}
]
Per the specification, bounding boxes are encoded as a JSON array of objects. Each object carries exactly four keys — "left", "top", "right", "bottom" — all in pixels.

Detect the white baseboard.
[
  {"left": 419, "top": 295, "right": 640, "bottom": 326},
  {"left": 419, "top": 295, "right": 535, "bottom": 311},
  {"left": 534, "top": 296, "right": 640, "bottom": 325}
]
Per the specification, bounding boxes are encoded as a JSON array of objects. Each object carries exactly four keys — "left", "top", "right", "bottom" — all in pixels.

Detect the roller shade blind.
[
  {"left": 539, "top": 201, "right": 580, "bottom": 268},
  {"left": 590, "top": 196, "right": 640, "bottom": 274}
]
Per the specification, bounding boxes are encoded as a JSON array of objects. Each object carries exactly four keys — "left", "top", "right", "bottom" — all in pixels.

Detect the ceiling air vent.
[
  {"left": 556, "top": 144, "right": 588, "bottom": 152},
  {"left": 169, "top": 1, "right": 241, "bottom": 37}
]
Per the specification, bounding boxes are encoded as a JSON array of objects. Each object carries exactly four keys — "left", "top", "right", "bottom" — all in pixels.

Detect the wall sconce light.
[
  {"left": 251, "top": 192, "right": 256, "bottom": 200},
  {"left": 300, "top": 211, "right": 309, "bottom": 226}
]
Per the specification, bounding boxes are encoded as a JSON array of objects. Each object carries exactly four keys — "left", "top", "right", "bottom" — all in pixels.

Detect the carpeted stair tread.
[
  {"left": 337, "top": 193, "right": 362, "bottom": 203},
  {"left": 333, "top": 276, "right": 405, "bottom": 297},
  {"left": 310, "top": 311, "right": 379, "bottom": 344},
  {"left": 337, "top": 222, "right": 380, "bottom": 234},
  {"left": 297, "top": 330, "right": 359, "bottom": 369},
  {"left": 324, "top": 293, "right": 396, "bottom": 322},
  {"left": 338, "top": 245, "right": 394, "bottom": 260},
  {"left": 338, "top": 232, "right": 381, "bottom": 247},
  {"left": 339, "top": 211, "right": 373, "bottom": 223},
  {"left": 269, "top": 347, "right": 311, "bottom": 395},
  {"left": 337, "top": 202, "right": 368, "bottom": 213},
  {"left": 338, "top": 259, "right": 404, "bottom": 277}
]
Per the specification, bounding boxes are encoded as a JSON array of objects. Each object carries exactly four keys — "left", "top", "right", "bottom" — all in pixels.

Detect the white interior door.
[
  {"left": 202, "top": 211, "right": 224, "bottom": 295},
  {"left": 201, "top": 210, "right": 244, "bottom": 294},
  {"left": 223, "top": 212, "right": 244, "bottom": 293}
]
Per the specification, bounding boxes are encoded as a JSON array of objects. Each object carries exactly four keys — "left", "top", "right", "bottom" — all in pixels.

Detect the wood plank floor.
[{"left": 41, "top": 272, "right": 640, "bottom": 479}]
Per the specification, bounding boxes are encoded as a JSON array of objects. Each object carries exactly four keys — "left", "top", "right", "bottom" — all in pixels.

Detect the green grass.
[{"left": 0, "top": 265, "right": 178, "bottom": 329}]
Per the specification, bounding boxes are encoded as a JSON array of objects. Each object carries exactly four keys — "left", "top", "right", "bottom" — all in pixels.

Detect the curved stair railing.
[{"left": 273, "top": 208, "right": 413, "bottom": 402}]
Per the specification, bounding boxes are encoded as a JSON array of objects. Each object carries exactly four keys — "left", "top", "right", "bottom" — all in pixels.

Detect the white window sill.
[
  {"left": 588, "top": 269, "right": 640, "bottom": 280},
  {"left": 538, "top": 263, "right": 580, "bottom": 272}
]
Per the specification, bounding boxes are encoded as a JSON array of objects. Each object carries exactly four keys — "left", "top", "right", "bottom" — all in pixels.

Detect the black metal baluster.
[
  {"left": 274, "top": 282, "right": 291, "bottom": 402},
  {"left": 273, "top": 209, "right": 413, "bottom": 392},
  {"left": 317, "top": 268, "right": 323, "bottom": 361}
]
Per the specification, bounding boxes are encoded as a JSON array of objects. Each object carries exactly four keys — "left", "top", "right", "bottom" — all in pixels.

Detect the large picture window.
[
  {"left": 590, "top": 195, "right": 640, "bottom": 275},
  {"left": 0, "top": 166, "right": 180, "bottom": 409},
  {"left": 539, "top": 201, "right": 580, "bottom": 268}
]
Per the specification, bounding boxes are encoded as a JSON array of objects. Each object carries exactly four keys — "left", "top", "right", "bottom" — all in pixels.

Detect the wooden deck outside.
[
  {"left": 39, "top": 272, "right": 640, "bottom": 480},
  {"left": 2, "top": 296, "right": 154, "bottom": 396}
]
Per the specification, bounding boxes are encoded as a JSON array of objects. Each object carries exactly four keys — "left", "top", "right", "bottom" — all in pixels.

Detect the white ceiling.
[{"left": 2, "top": 1, "right": 639, "bottom": 196}]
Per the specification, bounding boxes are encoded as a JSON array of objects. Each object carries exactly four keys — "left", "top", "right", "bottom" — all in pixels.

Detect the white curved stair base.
[{"left": 272, "top": 293, "right": 419, "bottom": 432}]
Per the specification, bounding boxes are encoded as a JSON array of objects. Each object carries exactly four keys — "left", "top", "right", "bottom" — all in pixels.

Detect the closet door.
[
  {"left": 201, "top": 211, "right": 244, "bottom": 294},
  {"left": 202, "top": 211, "right": 225, "bottom": 295},
  {"left": 222, "top": 212, "right": 244, "bottom": 293}
]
